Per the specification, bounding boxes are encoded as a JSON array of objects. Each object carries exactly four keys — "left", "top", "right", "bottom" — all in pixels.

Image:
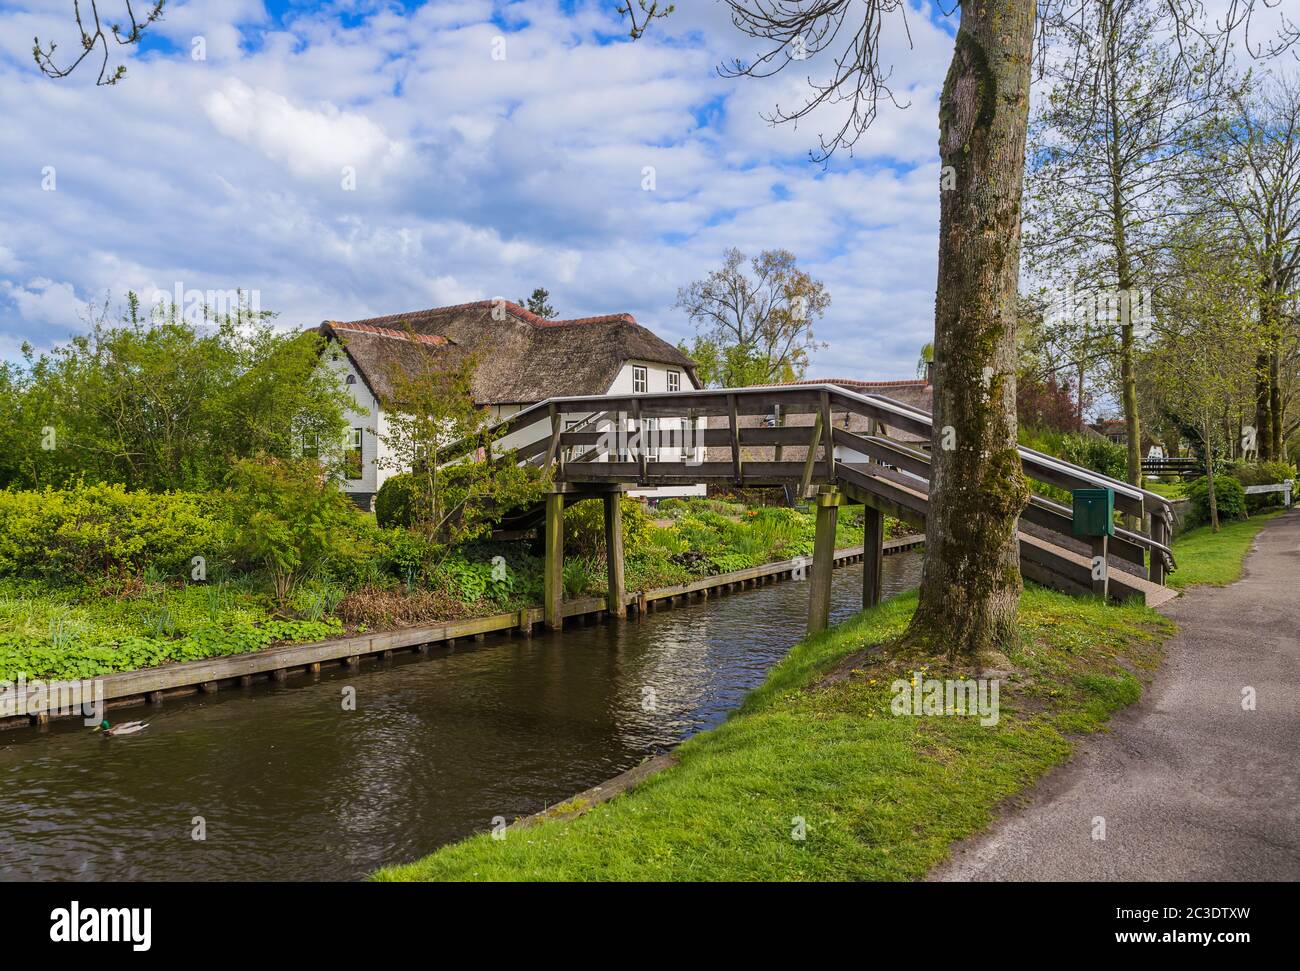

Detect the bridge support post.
[
  {"left": 603, "top": 494, "right": 626, "bottom": 619},
  {"left": 862, "top": 503, "right": 884, "bottom": 610},
  {"left": 544, "top": 491, "right": 564, "bottom": 630},
  {"left": 807, "top": 488, "right": 843, "bottom": 635},
  {"left": 1149, "top": 514, "right": 1169, "bottom": 585}
]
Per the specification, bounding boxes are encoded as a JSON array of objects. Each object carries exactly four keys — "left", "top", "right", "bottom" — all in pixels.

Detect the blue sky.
[{"left": 0, "top": 0, "right": 962, "bottom": 379}]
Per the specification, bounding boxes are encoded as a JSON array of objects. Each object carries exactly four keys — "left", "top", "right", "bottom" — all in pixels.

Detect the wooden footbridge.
[{"left": 467, "top": 384, "right": 1177, "bottom": 634}]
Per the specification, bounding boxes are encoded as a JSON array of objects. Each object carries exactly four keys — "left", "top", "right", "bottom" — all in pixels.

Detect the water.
[{"left": 0, "top": 553, "right": 921, "bottom": 881}]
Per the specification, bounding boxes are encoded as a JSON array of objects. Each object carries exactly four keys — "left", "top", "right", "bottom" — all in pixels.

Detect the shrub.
[
  {"left": 1021, "top": 427, "right": 1127, "bottom": 481},
  {"left": 0, "top": 483, "right": 224, "bottom": 582},
  {"left": 563, "top": 496, "right": 650, "bottom": 557},
  {"left": 1225, "top": 460, "right": 1296, "bottom": 487},
  {"left": 375, "top": 473, "right": 419, "bottom": 529},
  {"left": 1185, "top": 475, "right": 1247, "bottom": 525},
  {"left": 1225, "top": 460, "right": 1297, "bottom": 513},
  {"left": 431, "top": 553, "right": 518, "bottom": 606},
  {"left": 225, "top": 455, "right": 360, "bottom": 604}
]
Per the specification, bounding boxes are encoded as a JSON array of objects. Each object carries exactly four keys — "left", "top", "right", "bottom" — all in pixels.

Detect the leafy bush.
[
  {"left": 375, "top": 473, "right": 420, "bottom": 529},
  {"left": 563, "top": 557, "right": 602, "bottom": 598},
  {"left": 1021, "top": 427, "right": 1127, "bottom": 481},
  {"left": 1224, "top": 459, "right": 1296, "bottom": 486},
  {"left": 563, "top": 496, "right": 650, "bottom": 557},
  {"left": 225, "top": 455, "right": 360, "bottom": 604},
  {"left": 1185, "top": 475, "right": 1247, "bottom": 525},
  {"left": 1225, "top": 460, "right": 1297, "bottom": 513},
  {"left": 0, "top": 617, "right": 342, "bottom": 682},
  {"left": 432, "top": 554, "right": 517, "bottom": 606},
  {"left": 0, "top": 483, "right": 224, "bottom": 582}
]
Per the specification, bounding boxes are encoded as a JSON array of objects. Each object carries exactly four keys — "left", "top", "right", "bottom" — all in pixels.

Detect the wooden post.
[
  {"left": 603, "top": 493, "right": 626, "bottom": 619},
  {"left": 819, "top": 390, "right": 835, "bottom": 482},
  {"left": 1090, "top": 535, "right": 1109, "bottom": 599},
  {"left": 727, "top": 394, "right": 743, "bottom": 484},
  {"left": 800, "top": 411, "right": 824, "bottom": 500},
  {"left": 863, "top": 504, "right": 884, "bottom": 609},
  {"left": 807, "top": 489, "right": 841, "bottom": 635},
  {"left": 544, "top": 491, "right": 564, "bottom": 630},
  {"left": 544, "top": 402, "right": 562, "bottom": 471},
  {"left": 1149, "top": 513, "right": 1169, "bottom": 585}
]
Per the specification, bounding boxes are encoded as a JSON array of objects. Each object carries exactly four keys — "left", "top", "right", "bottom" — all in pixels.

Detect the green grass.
[
  {"left": 1143, "top": 479, "right": 1188, "bottom": 500},
  {"left": 1169, "top": 510, "right": 1285, "bottom": 589},
  {"left": 374, "top": 587, "right": 1172, "bottom": 882}
]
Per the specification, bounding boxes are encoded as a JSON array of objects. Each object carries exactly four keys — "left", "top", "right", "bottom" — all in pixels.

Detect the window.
[
  {"left": 667, "top": 369, "right": 680, "bottom": 393},
  {"left": 346, "top": 428, "right": 363, "bottom": 480},
  {"left": 645, "top": 418, "right": 659, "bottom": 459},
  {"left": 345, "top": 374, "right": 357, "bottom": 385},
  {"left": 302, "top": 430, "right": 320, "bottom": 460},
  {"left": 633, "top": 365, "right": 648, "bottom": 394}
]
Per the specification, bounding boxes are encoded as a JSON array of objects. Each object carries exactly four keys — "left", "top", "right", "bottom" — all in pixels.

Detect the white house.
[{"left": 317, "top": 299, "right": 706, "bottom": 509}]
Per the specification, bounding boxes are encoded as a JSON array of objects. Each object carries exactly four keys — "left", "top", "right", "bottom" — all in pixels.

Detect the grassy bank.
[
  {"left": 1168, "top": 509, "right": 1285, "bottom": 589},
  {"left": 375, "top": 506, "right": 1280, "bottom": 882},
  {"left": 375, "top": 588, "right": 1171, "bottom": 881},
  {"left": 0, "top": 496, "right": 902, "bottom": 683}
]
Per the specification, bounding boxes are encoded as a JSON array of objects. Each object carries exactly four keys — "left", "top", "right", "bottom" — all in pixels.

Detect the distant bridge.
[{"left": 464, "top": 384, "right": 1177, "bottom": 634}]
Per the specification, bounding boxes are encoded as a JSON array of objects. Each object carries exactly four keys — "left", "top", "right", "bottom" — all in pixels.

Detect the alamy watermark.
[
  {"left": 0, "top": 675, "right": 105, "bottom": 725},
  {"left": 147, "top": 282, "right": 261, "bottom": 324},
  {"left": 1048, "top": 282, "right": 1153, "bottom": 339},
  {"left": 891, "top": 671, "right": 1000, "bottom": 726}
]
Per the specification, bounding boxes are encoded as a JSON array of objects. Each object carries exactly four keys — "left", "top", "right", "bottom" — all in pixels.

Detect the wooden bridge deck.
[{"left": 461, "top": 384, "right": 1179, "bottom": 632}]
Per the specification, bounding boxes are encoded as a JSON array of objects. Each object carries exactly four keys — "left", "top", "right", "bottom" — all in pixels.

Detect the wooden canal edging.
[{"left": 0, "top": 536, "right": 924, "bottom": 731}]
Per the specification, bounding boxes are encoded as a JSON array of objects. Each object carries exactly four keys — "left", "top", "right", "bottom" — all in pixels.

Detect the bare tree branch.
[{"left": 33, "top": 0, "right": 165, "bottom": 86}]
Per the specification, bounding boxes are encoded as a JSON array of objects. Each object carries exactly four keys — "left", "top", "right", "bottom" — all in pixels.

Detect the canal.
[{"left": 0, "top": 553, "right": 921, "bottom": 881}]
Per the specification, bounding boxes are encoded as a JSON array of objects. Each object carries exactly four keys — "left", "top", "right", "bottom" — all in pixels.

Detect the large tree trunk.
[{"left": 908, "top": 0, "right": 1034, "bottom": 660}]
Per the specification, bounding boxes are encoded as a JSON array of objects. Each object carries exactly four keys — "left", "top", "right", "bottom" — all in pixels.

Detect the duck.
[{"left": 95, "top": 719, "right": 148, "bottom": 736}]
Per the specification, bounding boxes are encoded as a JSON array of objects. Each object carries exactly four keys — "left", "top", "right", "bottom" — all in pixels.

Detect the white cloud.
[
  {"left": 0, "top": 0, "right": 961, "bottom": 379},
  {"left": 204, "top": 78, "right": 407, "bottom": 181}
]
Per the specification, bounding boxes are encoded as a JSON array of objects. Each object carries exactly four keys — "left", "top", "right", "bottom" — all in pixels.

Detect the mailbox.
[{"left": 1072, "top": 488, "right": 1115, "bottom": 538}]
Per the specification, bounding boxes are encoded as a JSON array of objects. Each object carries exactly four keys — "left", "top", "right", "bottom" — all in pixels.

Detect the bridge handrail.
[{"left": 456, "top": 383, "right": 1175, "bottom": 528}]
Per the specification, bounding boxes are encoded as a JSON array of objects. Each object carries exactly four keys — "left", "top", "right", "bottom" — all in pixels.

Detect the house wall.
[
  {"left": 324, "top": 339, "right": 394, "bottom": 508},
  {"left": 481, "top": 361, "right": 708, "bottom": 499},
  {"left": 336, "top": 354, "right": 711, "bottom": 507}
]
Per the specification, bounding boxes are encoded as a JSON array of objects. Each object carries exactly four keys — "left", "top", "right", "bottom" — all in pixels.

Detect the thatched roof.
[
  {"left": 776, "top": 377, "right": 933, "bottom": 418},
  {"left": 319, "top": 300, "right": 697, "bottom": 406}
]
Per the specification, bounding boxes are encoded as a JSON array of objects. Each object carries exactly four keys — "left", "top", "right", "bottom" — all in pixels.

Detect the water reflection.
[{"left": 0, "top": 553, "right": 920, "bottom": 881}]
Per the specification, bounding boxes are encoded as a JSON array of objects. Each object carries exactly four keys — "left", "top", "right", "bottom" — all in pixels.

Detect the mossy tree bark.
[{"left": 907, "top": 0, "right": 1034, "bottom": 659}]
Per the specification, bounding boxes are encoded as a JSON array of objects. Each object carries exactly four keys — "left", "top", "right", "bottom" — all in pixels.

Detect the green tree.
[
  {"left": 226, "top": 454, "right": 357, "bottom": 604},
  {"left": 517, "top": 288, "right": 558, "bottom": 319},
  {"left": 1200, "top": 75, "right": 1300, "bottom": 462},
  {"left": 1025, "top": 0, "right": 1238, "bottom": 497},
  {"left": 675, "top": 248, "right": 828, "bottom": 387},
  {"left": 1, "top": 294, "right": 353, "bottom": 491},
  {"left": 378, "top": 337, "right": 545, "bottom": 548},
  {"left": 626, "top": 0, "right": 1293, "bottom": 659},
  {"left": 1148, "top": 222, "right": 1261, "bottom": 531}
]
